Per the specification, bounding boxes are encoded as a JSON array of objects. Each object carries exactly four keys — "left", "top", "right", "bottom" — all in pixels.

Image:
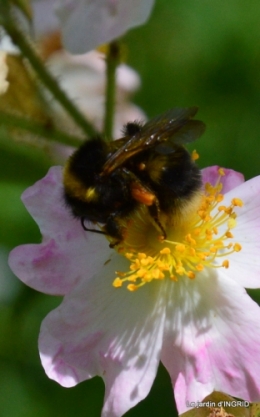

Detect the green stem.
[
  {"left": 103, "top": 41, "right": 121, "bottom": 141},
  {"left": 11, "top": 0, "right": 32, "bottom": 21},
  {"left": 2, "top": 10, "right": 97, "bottom": 139},
  {"left": 0, "top": 111, "right": 83, "bottom": 147}
]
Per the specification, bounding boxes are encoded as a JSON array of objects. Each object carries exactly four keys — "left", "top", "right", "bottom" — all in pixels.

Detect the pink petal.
[
  {"left": 39, "top": 255, "right": 166, "bottom": 417},
  {"left": 55, "top": 0, "right": 155, "bottom": 54},
  {"left": 161, "top": 271, "right": 260, "bottom": 414},
  {"left": 215, "top": 175, "right": 260, "bottom": 288},
  {"left": 8, "top": 167, "right": 112, "bottom": 295},
  {"left": 202, "top": 166, "right": 245, "bottom": 194}
]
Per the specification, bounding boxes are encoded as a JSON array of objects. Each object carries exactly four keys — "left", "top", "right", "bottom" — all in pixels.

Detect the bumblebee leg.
[
  {"left": 105, "top": 214, "right": 124, "bottom": 247},
  {"left": 148, "top": 201, "right": 167, "bottom": 240},
  {"left": 80, "top": 217, "right": 106, "bottom": 235}
]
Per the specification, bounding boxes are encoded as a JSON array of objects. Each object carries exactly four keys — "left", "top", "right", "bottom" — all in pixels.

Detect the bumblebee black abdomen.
[{"left": 156, "top": 147, "right": 201, "bottom": 212}]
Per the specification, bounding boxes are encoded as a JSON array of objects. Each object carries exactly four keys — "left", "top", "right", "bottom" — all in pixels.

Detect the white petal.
[
  {"left": 217, "top": 176, "right": 260, "bottom": 288},
  {"left": 161, "top": 270, "right": 260, "bottom": 413},
  {"left": 39, "top": 254, "right": 167, "bottom": 416},
  {"left": 9, "top": 167, "right": 113, "bottom": 295},
  {"left": 55, "top": 0, "right": 155, "bottom": 54}
]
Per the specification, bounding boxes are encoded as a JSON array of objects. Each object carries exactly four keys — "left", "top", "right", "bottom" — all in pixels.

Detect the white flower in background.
[
  {"left": 53, "top": 0, "right": 155, "bottom": 54},
  {"left": 32, "top": 0, "right": 61, "bottom": 36},
  {"left": 43, "top": 45, "right": 146, "bottom": 139},
  {"left": 0, "top": 51, "right": 9, "bottom": 95},
  {"left": 0, "top": 1, "right": 147, "bottom": 152},
  {"left": 2, "top": 0, "right": 155, "bottom": 55},
  {"left": 0, "top": 29, "right": 19, "bottom": 55},
  {"left": 1, "top": 0, "right": 146, "bottom": 139},
  {"left": 32, "top": 1, "right": 148, "bottom": 139}
]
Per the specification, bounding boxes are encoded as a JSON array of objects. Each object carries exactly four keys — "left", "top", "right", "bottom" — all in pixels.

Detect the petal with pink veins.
[
  {"left": 39, "top": 255, "right": 167, "bottom": 417},
  {"left": 9, "top": 167, "right": 113, "bottom": 295},
  {"left": 161, "top": 270, "right": 260, "bottom": 413},
  {"left": 202, "top": 166, "right": 245, "bottom": 193}
]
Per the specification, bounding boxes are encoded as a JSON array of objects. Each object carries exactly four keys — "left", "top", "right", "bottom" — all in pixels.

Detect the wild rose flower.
[
  {"left": 54, "top": 0, "right": 155, "bottom": 54},
  {"left": 31, "top": 0, "right": 155, "bottom": 53},
  {"left": 1, "top": 1, "right": 154, "bottom": 55},
  {"left": 9, "top": 165, "right": 260, "bottom": 416},
  {"left": 42, "top": 47, "right": 146, "bottom": 139}
]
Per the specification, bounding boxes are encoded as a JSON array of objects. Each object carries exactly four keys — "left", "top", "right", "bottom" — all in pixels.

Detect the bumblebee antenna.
[{"left": 80, "top": 218, "right": 106, "bottom": 235}]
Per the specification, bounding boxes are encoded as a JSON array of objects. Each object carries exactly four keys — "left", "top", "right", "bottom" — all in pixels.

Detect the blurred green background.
[{"left": 1, "top": 0, "right": 260, "bottom": 416}]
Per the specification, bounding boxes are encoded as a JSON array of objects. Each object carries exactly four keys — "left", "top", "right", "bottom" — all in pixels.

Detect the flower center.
[{"left": 113, "top": 169, "right": 243, "bottom": 291}]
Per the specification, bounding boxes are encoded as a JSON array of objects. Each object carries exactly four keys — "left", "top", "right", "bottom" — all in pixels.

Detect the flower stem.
[
  {"left": 103, "top": 41, "right": 121, "bottom": 141},
  {"left": 1, "top": 8, "right": 98, "bottom": 139},
  {"left": 0, "top": 111, "right": 83, "bottom": 147}
]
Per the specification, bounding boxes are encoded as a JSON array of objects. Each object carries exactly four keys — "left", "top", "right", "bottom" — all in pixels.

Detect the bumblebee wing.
[
  {"left": 107, "top": 136, "right": 129, "bottom": 152},
  {"left": 169, "top": 119, "right": 206, "bottom": 145},
  {"left": 103, "top": 107, "right": 204, "bottom": 174},
  {"left": 139, "top": 106, "right": 199, "bottom": 143}
]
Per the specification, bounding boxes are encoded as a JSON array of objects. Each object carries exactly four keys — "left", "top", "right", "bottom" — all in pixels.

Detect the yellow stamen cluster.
[{"left": 113, "top": 169, "right": 243, "bottom": 291}]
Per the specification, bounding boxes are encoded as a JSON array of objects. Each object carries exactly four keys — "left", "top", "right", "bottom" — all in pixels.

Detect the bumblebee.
[{"left": 63, "top": 107, "right": 205, "bottom": 244}]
